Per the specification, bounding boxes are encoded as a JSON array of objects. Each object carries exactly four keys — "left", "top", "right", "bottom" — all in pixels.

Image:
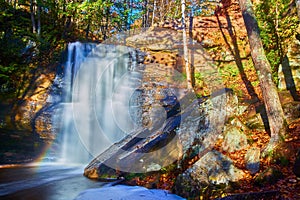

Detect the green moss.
[
  {"left": 123, "top": 172, "right": 147, "bottom": 180},
  {"left": 277, "top": 156, "right": 289, "bottom": 166}
]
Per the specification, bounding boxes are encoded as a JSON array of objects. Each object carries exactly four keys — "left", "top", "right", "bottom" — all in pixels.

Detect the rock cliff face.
[
  {"left": 13, "top": 72, "right": 56, "bottom": 132},
  {"left": 159, "top": 0, "right": 250, "bottom": 61}
]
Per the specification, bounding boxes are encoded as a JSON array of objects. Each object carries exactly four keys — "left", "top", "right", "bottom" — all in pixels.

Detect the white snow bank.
[{"left": 74, "top": 185, "right": 186, "bottom": 200}]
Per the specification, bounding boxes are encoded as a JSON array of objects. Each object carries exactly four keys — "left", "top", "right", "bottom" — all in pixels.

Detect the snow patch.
[{"left": 74, "top": 185, "right": 186, "bottom": 200}]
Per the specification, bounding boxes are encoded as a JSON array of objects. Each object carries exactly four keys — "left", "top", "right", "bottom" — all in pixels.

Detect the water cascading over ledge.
[{"left": 52, "top": 42, "right": 144, "bottom": 164}]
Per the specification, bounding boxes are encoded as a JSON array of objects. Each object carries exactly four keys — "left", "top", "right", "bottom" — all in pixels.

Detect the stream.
[{"left": 0, "top": 163, "right": 105, "bottom": 200}]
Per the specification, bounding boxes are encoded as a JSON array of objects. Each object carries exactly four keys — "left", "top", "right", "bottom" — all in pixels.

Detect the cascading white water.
[{"left": 56, "top": 42, "right": 142, "bottom": 164}]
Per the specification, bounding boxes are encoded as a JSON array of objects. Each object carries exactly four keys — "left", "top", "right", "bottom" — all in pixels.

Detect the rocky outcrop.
[
  {"left": 159, "top": 0, "right": 250, "bottom": 61},
  {"left": 84, "top": 90, "right": 234, "bottom": 178},
  {"left": 14, "top": 73, "right": 56, "bottom": 131}
]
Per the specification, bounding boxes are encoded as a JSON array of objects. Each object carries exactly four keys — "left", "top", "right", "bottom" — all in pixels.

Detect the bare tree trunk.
[
  {"left": 181, "top": 0, "right": 193, "bottom": 90},
  {"left": 145, "top": 0, "right": 149, "bottom": 27},
  {"left": 152, "top": 0, "right": 156, "bottom": 26},
  {"left": 189, "top": 0, "right": 195, "bottom": 87},
  {"left": 296, "top": 0, "right": 300, "bottom": 19},
  {"left": 37, "top": 4, "right": 41, "bottom": 37},
  {"left": 13, "top": 0, "right": 17, "bottom": 9},
  {"left": 238, "top": 0, "right": 286, "bottom": 153},
  {"left": 30, "top": 0, "right": 36, "bottom": 34},
  {"left": 104, "top": 7, "right": 110, "bottom": 40}
]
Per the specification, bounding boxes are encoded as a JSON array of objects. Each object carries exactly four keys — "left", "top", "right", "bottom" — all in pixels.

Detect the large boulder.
[
  {"left": 173, "top": 151, "right": 245, "bottom": 198},
  {"left": 84, "top": 89, "right": 240, "bottom": 180}
]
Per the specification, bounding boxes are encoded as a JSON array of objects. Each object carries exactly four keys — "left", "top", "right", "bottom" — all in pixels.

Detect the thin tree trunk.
[
  {"left": 85, "top": 23, "right": 90, "bottom": 39},
  {"left": 30, "top": 0, "right": 36, "bottom": 34},
  {"left": 189, "top": 1, "right": 195, "bottom": 87},
  {"left": 181, "top": 0, "right": 193, "bottom": 90},
  {"left": 238, "top": 0, "right": 286, "bottom": 153},
  {"left": 152, "top": 0, "right": 156, "bottom": 26},
  {"left": 104, "top": 7, "right": 110, "bottom": 40},
  {"left": 145, "top": 0, "right": 149, "bottom": 27},
  {"left": 296, "top": 0, "right": 300, "bottom": 19},
  {"left": 14, "top": 0, "right": 17, "bottom": 9},
  {"left": 37, "top": 4, "right": 41, "bottom": 37}
]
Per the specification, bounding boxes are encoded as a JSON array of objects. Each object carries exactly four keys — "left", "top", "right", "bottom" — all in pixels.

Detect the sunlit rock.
[
  {"left": 174, "top": 151, "right": 245, "bottom": 198},
  {"left": 245, "top": 147, "right": 260, "bottom": 175},
  {"left": 278, "top": 37, "right": 300, "bottom": 92},
  {"left": 222, "top": 125, "right": 248, "bottom": 153},
  {"left": 282, "top": 102, "right": 300, "bottom": 124}
]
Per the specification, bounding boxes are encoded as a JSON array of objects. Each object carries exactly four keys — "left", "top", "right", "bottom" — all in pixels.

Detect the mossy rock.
[{"left": 268, "top": 143, "right": 295, "bottom": 166}]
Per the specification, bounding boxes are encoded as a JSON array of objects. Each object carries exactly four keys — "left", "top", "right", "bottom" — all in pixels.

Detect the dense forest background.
[{"left": 0, "top": 0, "right": 299, "bottom": 100}]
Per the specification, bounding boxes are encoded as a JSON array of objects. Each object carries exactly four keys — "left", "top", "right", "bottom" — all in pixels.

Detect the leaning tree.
[{"left": 238, "top": 0, "right": 286, "bottom": 154}]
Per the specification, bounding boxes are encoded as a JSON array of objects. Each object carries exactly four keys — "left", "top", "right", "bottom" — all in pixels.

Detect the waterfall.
[{"left": 55, "top": 42, "right": 142, "bottom": 164}]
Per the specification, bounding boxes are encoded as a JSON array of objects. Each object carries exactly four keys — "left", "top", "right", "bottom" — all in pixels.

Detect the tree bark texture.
[
  {"left": 238, "top": 0, "right": 286, "bottom": 146},
  {"left": 297, "top": 0, "right": 300, "bottom": 20},
  {"left": 181, "top": 0, "right": 193, "bottom": 89}
]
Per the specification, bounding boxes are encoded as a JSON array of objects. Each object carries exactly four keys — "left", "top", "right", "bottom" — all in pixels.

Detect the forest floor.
[{"left": 215, "top": 118, "right": 300, "bottom": 199}]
